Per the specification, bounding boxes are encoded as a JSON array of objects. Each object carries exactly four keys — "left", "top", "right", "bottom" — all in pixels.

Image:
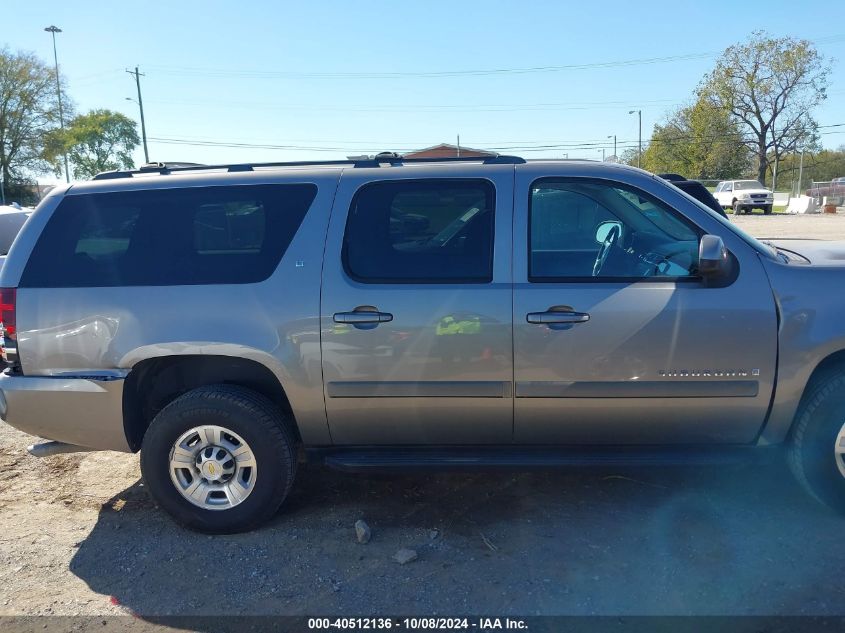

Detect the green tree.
[
  {"left": 640, "top": 97, "right": 750, "bottom": 179},
  {"left": 0, "top": 47, "right": 68, "bottom": 202},
  {"left": 46, "top": 109, "right": 139, "bottom": 179},
  {"left": 618, "top": 147, "right": 640, "bottom": 168},
  {"left": 772, "top": 146, "right": 845, "bottom": 193},
  {"left": 699, "top": 32, "right": 829, "bottom": 186}
]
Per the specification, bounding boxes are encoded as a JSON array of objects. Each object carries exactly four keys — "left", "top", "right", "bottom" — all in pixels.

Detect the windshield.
[
  {"left": 734, "top": 180, "right": 766, "bottom": 190},
  {"left": 670, "top": 185, "right": 778, "bottom": 259}
]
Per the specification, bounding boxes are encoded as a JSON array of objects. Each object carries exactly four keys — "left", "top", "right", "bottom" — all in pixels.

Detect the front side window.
[
  {"left": 21, "top": 184, "right": 317, "bottom": 287},
  {"left": 529, "top": 179, "right": 701, "bottom": 281},
  {"left": 343, "top": 179, "right": 495, "bottom": 283}
]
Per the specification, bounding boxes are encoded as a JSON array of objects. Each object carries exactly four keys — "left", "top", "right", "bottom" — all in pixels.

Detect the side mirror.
[
  {"left": 595, "top": 221, "right": 623, "bottom": 244},
  {"left": 698, "top": 234, "right": 730, "bottom": 279}
]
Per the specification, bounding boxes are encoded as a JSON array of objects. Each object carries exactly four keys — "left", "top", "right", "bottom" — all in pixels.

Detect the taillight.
[{"left": 0, "top": 288, "right": 16, "bottom": 362}]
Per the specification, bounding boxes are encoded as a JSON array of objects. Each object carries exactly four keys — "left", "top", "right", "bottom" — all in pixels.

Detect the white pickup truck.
[{"left": 714, "top": 180, "right": 774, "bottom": 215}]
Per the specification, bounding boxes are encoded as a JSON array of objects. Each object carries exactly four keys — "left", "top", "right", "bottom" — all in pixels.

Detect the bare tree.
[{"left": 699, "top": 32, "right": 829, "bottom": 186}]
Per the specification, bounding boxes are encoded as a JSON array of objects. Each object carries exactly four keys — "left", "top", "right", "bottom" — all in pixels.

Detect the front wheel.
[
  {"left": 732, "top": 200, "right": 743, "bottom": 215},
  {"left": 140, "top": 385, "right": 298, "bottom": 533},
  {"left": 763, "top": 205, "right": 773, "bottom": 215},
  {"left": 788, "top": 370, "right": 845, "bottom": 513}
]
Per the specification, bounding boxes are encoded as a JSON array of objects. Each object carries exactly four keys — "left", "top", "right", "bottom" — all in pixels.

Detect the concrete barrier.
[
  {"left": 774, "top": 192, "right": 790, "bottom": 206},
  {"left": 785, "top": 195, "right": 819, "bottom": 214}
]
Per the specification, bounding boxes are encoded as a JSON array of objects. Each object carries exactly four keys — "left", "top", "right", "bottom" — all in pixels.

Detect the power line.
[
  {"left": 143, "top": 52, "right": 716, "bottom": 80},
  {"left": 146, "top": 123, "right": 845, "bottom": 155},
  {"left": 141, "top": 97, "right": 680, "bottom": 113},
  {"left": 135, "top": 34, "right": 845, "bottom": 82}
]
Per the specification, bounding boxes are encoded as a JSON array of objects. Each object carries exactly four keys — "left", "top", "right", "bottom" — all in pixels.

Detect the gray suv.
[{"left": 2, "top": 155, "right": 845, "bottom": 533}]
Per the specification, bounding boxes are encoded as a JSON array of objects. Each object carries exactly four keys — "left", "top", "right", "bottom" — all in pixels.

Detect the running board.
[{"left": 311, "top": 446, "right": 772, "bottom": 472}]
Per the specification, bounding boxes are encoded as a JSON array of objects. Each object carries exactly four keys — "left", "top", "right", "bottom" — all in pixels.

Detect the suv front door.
[
  {"left": 512, "top": 165, "right": 777, "bottom": 444},
  {"left": 320, "top": 167, "right": 514, "bottom": 444}
]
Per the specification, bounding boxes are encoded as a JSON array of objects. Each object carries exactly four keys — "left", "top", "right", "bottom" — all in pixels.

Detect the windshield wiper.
[{"left": 760, "top": 240, "right": 789, "bottom": 263}]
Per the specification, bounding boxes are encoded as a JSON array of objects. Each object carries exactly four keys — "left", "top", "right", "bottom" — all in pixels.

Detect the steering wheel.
[{"left": 593, "top": 224, "right": 621, "bottom": 276}]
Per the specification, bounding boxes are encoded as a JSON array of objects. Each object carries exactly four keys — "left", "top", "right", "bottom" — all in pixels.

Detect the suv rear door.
[
  {"left": 512, "top": 164, "right": 777, "bottom": 444},
  {"left": 320, "top": 165, "right": 514, "bottom": 444}
]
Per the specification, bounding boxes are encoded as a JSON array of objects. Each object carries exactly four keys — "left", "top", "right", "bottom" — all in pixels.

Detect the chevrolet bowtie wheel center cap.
[{"left": 169, "top": 425, "right": 258, "bottom": 510}]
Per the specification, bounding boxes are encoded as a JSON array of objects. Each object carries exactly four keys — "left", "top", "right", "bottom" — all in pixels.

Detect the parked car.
[
  {"left": 806, "top": 177, "right": 845, "bottom": 201},
  {"left": 658, "top": 174, "right": 728, "bottom": 219},
  {"left": 714, "top": 180, "right": 774, "bottom": 214},
  {"left": 2, "top": 156, "right": 845, "bottom": 533},
  {"left": 0, "top": 210, "right": 31, "bottom": 270}
]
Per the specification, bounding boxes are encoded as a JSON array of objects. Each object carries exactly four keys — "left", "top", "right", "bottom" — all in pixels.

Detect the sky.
[{"left": 4, "top": 0, "right": 845, "bottom": 182}]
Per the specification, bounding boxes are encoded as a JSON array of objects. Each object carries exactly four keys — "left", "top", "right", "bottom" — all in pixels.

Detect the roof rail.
[{"left": 92, "top": 154, "right": 526, "bottom": 180}]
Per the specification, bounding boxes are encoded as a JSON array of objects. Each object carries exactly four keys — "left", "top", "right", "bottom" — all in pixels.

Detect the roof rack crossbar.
[{"left": 92, "top": 154, "right": 525, "bottom": 180}]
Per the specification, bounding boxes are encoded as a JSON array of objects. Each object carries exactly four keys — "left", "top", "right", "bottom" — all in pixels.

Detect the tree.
[
  {"left": 46, "top": 109, "right": 139, "bottom": 179},
  {"left": 699, "top": 32, "right": 829, "bottom": 186},
  {"left": 640, "top": 97, "right": 750, "bottom": 179},
  {"left": 618, "top": 147, "right": 640, "bottom": 168},
  {"left": 0, "top": 47, "right": 67, "bottom": 200}
]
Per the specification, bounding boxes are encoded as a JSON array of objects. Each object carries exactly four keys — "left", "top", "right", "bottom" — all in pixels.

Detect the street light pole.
[
  {"left": 629, "top": 110, "right": 641, "bottom": 168},
  {"left": 127, "top": 67, "right": 149, "bottom": 163},
  {"left": 44, "top": 25, "right": 70, "bottom": 183},
  {"left": 607, "top": 134, "right": 616, "bottom": 159}
]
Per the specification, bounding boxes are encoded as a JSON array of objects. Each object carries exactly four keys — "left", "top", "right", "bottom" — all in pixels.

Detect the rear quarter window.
[{"left": 19, "top": 184, "right": 317, "bottom": 287}]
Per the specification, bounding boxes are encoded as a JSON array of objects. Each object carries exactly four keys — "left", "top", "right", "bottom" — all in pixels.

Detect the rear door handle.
[
  {"left": 526, "top": 308, "right": 590, "bottom": 325},
  {"left": 333, "top": 307, "right": 393, "bottom": 325}
]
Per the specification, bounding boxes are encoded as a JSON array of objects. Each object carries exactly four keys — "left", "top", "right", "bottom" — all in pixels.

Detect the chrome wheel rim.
[
  {"left": 836, "top": 422, "right": 845, "bottom": 480},
  {"left": 169, "top": 425, "right": 257, "bottom": 511}
]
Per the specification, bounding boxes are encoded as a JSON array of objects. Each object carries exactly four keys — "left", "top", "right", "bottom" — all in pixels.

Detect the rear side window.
[
  {"left": 20, "top": 184, "right": 316, "bottom": 287},
  {"left": 343, "top": 179, "right": 495, "bottom": 283}
]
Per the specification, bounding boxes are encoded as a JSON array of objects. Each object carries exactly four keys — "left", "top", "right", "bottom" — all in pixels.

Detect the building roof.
[{"left": 403, "top": 143, "right": 497, "bottom": 159}]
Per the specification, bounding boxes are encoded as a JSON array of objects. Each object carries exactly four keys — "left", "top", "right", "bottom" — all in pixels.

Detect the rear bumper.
[{"left": 0, "top": 371, "right": 130, "bottom": 452}]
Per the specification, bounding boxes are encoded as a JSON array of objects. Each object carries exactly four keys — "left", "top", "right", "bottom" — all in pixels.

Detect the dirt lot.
[
  {"left": 1, "top": 213, "right": 845, "bottom": 624},
  {"left": 733, "top": 211, "right": 845, "bottom": 239}
]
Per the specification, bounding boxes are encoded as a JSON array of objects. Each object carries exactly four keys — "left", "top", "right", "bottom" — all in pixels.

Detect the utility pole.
[
  {"left": 629, "top": 110, "right": 642, "bottom": 168},
  {"left": 797, "top": 148, "right": 805, "bottom": 197},
  {"left": 607, "top": 134, "right": 616, "bottom": 159},
  {"left": 456, "top": 134, "right": 461, "bottom": 158},
  {"left": 772, "top": 156, "right": 779, "bottom": 193},
  {"left": 127, "top": 67, "right": 149, "bottom": 163},
  {"left": 44, "top": 26, "right": 70, "bottom": 183}
]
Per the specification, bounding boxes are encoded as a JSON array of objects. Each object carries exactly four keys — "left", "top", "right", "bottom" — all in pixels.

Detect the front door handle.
[
  {"left": 333, "top": 306, "right": 394, "bottom": 325},
  {"left": 526, "top": 307, "right": 590, "bottom": 325}
]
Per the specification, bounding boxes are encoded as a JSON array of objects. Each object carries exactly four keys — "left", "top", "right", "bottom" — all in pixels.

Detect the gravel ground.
[
  {"left": 1, "top": 213, "right": 845, "bottom": 625},
  {"left": 732, "top": 211, "right": 845, "bottom": 239}
]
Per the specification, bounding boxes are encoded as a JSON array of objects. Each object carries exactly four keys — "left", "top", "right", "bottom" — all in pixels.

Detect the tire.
[
  {"left": 732, "top": 200, "right": 743, "bottom": 215},
  {"left": 788, "top": 370, "right": 845, "bottom": 513},
  {"left": 140, "top": 384, "right": 298, "bottom": 533},
  {"left": 763, "top": 205, "right": 773, "bottom": 215}
]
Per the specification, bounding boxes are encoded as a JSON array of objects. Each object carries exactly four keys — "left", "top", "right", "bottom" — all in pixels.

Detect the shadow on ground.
[{"left": 69, "top": 458, "right": 845, "bottom": 619}]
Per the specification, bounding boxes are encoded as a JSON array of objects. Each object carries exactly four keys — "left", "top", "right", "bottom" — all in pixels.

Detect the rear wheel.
[
  {"left": 788, "top": 370, "right": 845, "bottom": 513},
  {"left": 140, "top": 384, "right": 297, "bottom": 533}
]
